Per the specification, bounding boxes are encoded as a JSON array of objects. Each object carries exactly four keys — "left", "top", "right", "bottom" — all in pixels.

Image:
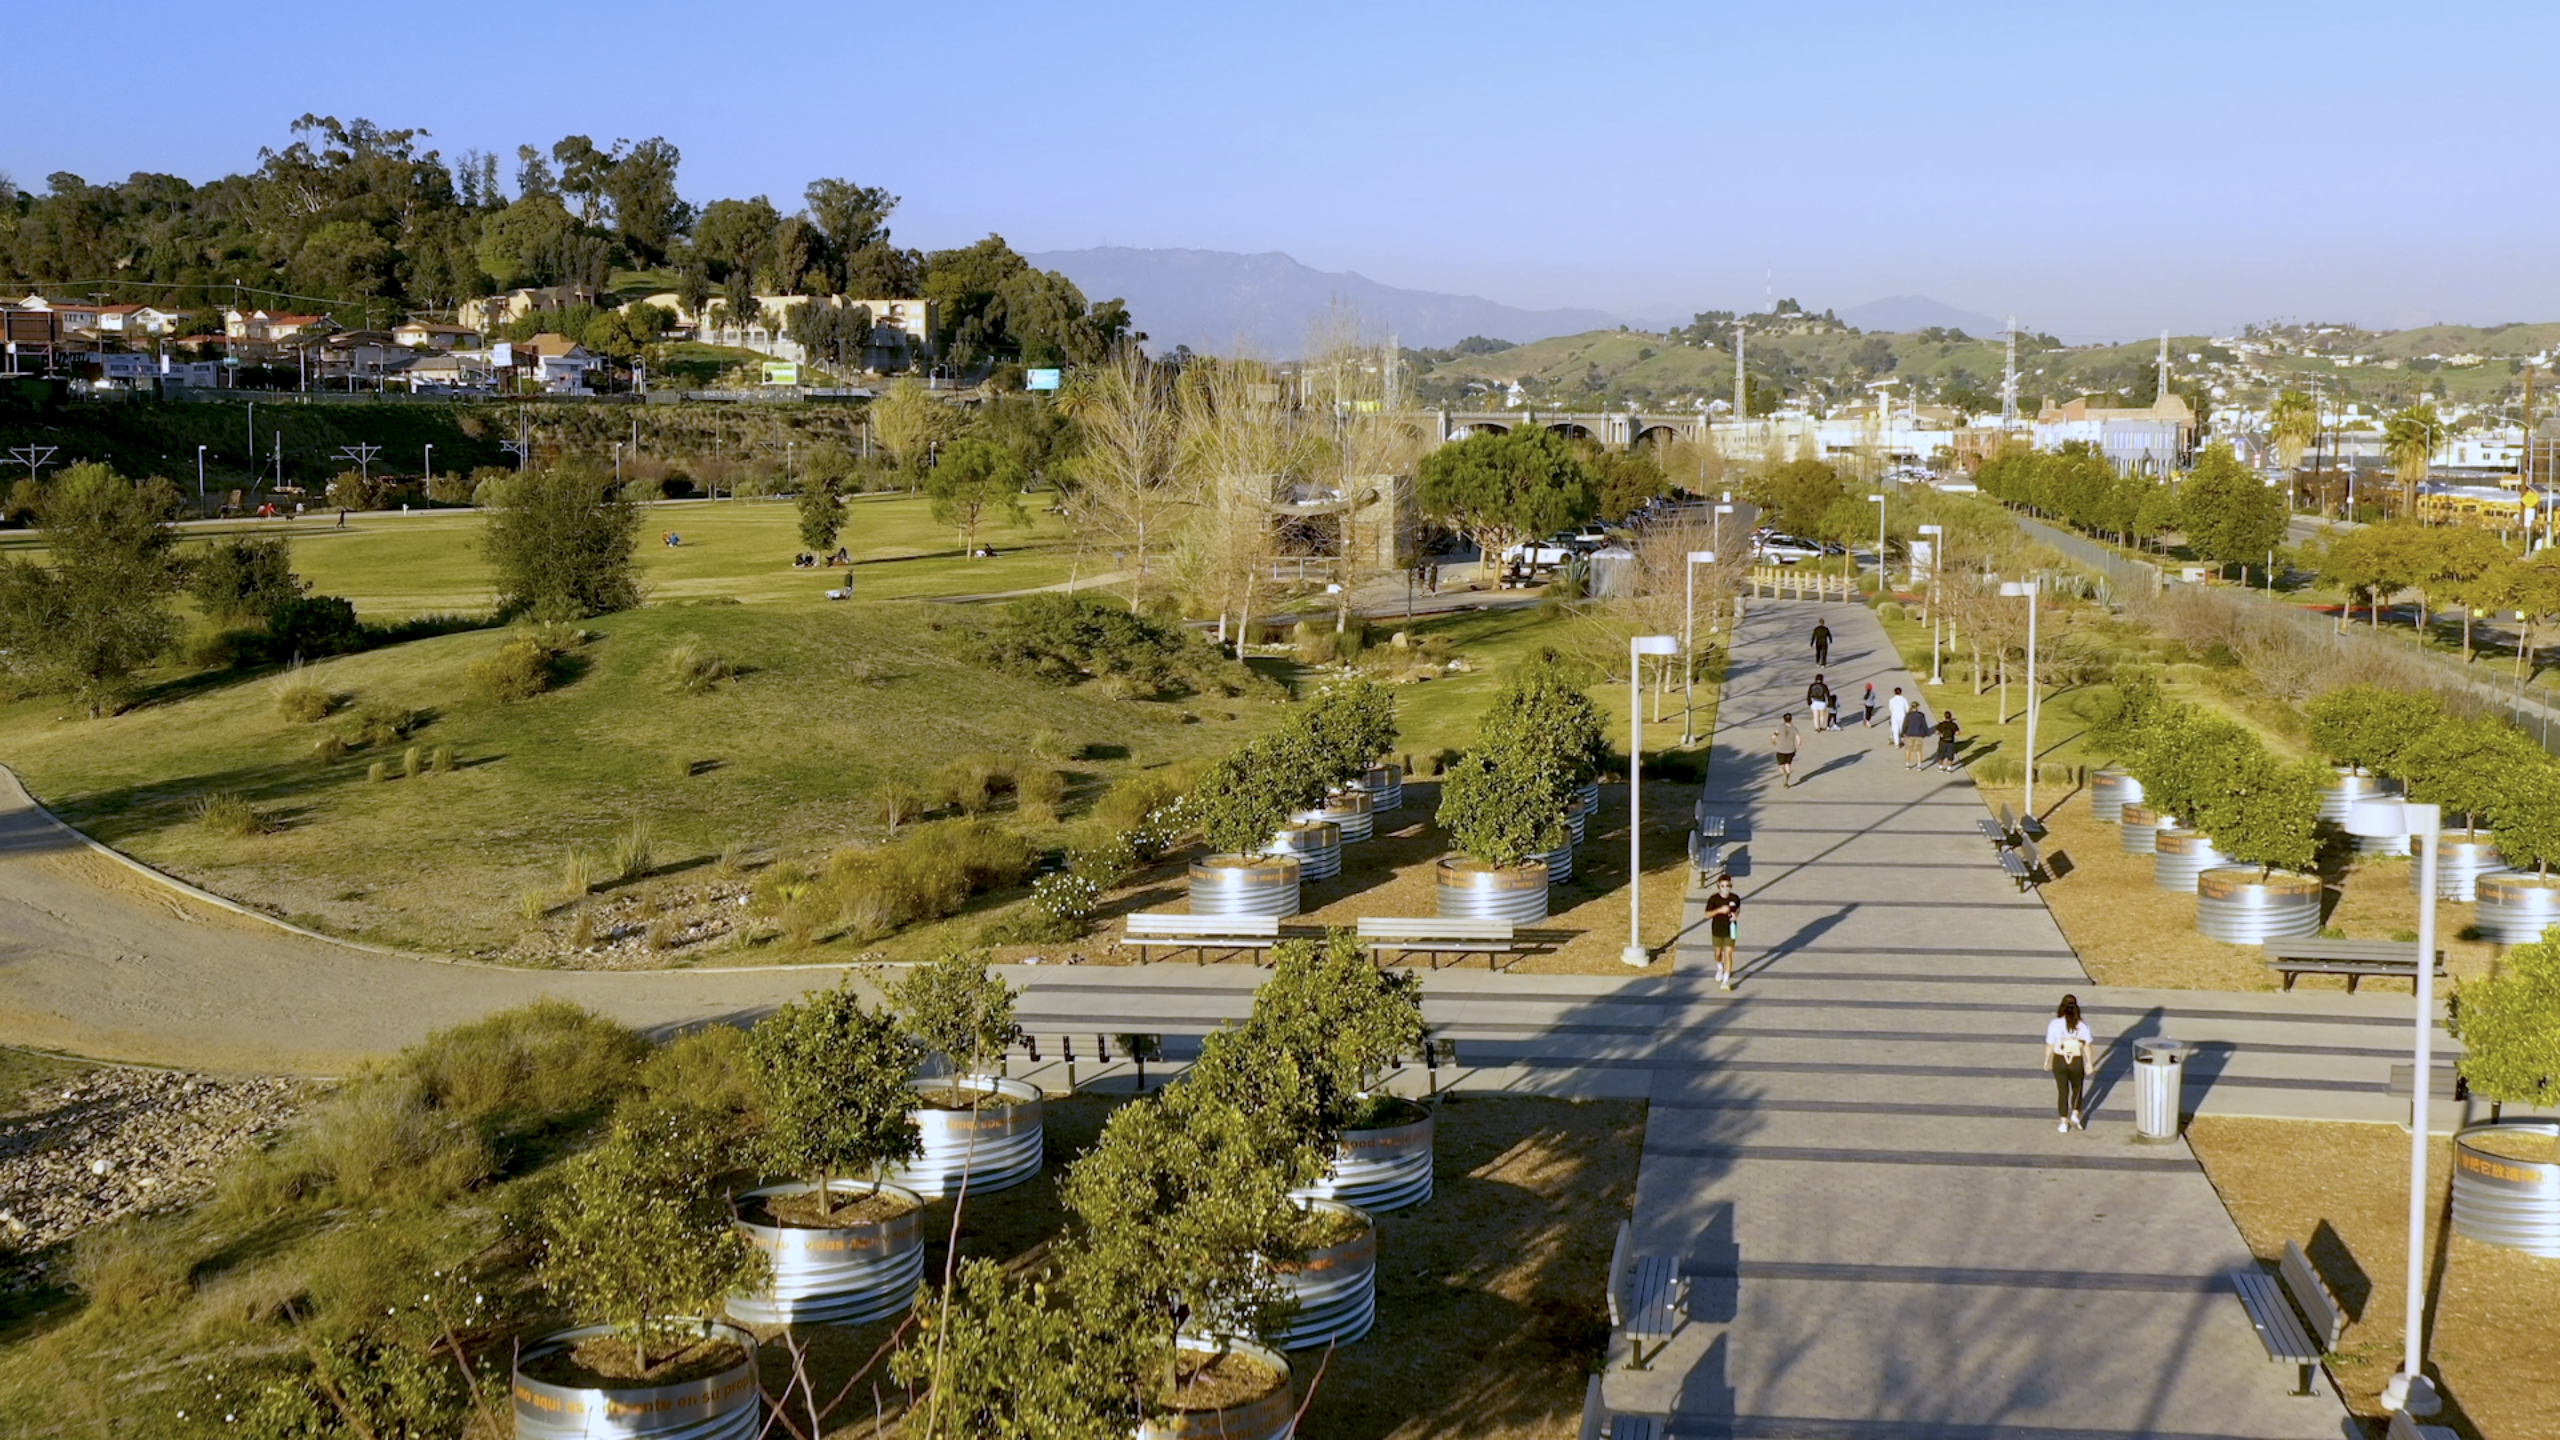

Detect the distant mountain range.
[
  {"left": 1023, "top": 247, "right": 1621, "bottom": 356},
  {"left": 1026, "top": 246, "right": 2020, "bottom": 355}
]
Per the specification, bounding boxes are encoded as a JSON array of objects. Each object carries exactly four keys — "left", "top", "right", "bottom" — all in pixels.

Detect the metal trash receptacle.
[{"left": 2133, "top": 1039, "right": 2191, "bottom": 1143}]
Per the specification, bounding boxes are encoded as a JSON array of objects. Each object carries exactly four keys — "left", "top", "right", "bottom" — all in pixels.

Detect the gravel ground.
[{"left": 0, "top": 1068, "right": 305, "bottom": 1282}]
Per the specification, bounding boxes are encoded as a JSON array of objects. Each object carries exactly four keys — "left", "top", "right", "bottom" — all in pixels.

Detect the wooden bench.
[
  {"left": 2230, "top": 1238, "right": 2344, "bottom": 1396},
  {"left": 1606, "top": 1220, "right": 1685, "bottom": 1371},
  {"left": 1357, "top": 916, "right": 1513, "bottom": 970},
  {"left": 2264, "top": 938, "right": 2448, "bottom": 993},
  {"left": 1576, "top": 1375, "right": 1667, "bottom": 1440},
  {"left": 2388, "top": 1406, "right": 2459, "bottom": 1440},
  {"left": 1121, "top": 913, "right": 1280, "bottom": 964}
]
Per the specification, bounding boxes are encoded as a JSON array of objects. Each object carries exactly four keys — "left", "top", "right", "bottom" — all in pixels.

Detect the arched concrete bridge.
[{"left": 1431, "top": 409, "right": 1709, "bottom": 449}]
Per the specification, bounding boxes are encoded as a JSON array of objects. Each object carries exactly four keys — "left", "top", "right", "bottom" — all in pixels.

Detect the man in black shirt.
[{"left": 1810, "top": 618, "right": 1832, "bottom": 666}]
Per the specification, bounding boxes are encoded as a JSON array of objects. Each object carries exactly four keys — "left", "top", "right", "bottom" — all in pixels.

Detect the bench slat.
[
  {"left": 2266, "top": 940, "right": 2445, "bottom": 964},
  {"left": 2388, "top": 1408, "right": 2460, "bottom": 1440},
  {"left": 1627, "top": 1256, "right": 1680, "bottom": 1338},
  {"left": 1125, "top": 915, "right": 1280, "bottom": 935},
  {"left": 2231, "top": 1269, "right": 2319, "bottom": 1360},
  {"left": 1357, "top": 918, "right": 1513, "bottom": 939}
]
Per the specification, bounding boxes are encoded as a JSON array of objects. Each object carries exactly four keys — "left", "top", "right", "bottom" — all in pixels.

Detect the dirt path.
[{"left": 0, "top": 771, "right": 857, "bottom": 1074}]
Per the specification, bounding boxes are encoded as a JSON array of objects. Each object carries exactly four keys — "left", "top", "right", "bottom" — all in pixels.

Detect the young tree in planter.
[
  {"left": 2395, "top": 713, "right": 2546, "bottom": 832},
  {"left": 1476, "top": 666, "right": 1608, "bottom": 803},
  {"left": 2086, "top": 670, "right": 2169, "bottom": 761},
  {"left": 747, "top": 983, "right": 922, "bottom": 1220},
  {"left": 2447, "top": 933, "right": 2560, "bottom": 1104},
  {"left": 890, "top": 947, "right": 1023, "bottom": 1085},
  {"left": 1190, "top": 929, "right": 1429, "bottom": 1160},
  {"left": 2125, "top": 705, "right": 2250, "bottom": 826},
  {"left": 536, "top": 1108, "right": 767, "bottom": 1375},
  {"left": 2489, "top": 760, "right": 2560, "bottom": 876},
  {"left": 1190, "top": 737, "right": 1320, "bottom": 857},
  {"left": 891, "top": 1257, "right": 1128, "bottom": 1440},
  {"left": 1295, "top": 677, "right": 1400, "bottom": 789},
  {"left": 2306, "top": 684, "right": 2444, "bottom": 775},
  {"left": 2191, "top": 750, "right": 2325, "bottom": 876},
  {"left": 1436, "top": 751, "right": 1566, "bottom": 869},
  {"left": 1057, "top": 1084, "right": 1302, "bottom": 1408}
]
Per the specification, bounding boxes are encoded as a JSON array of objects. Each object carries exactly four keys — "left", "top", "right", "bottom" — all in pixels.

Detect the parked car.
[
  {"left": 1752, "top": 535, "right": 1824, "bottom": 564},
  {"left": 1501, "top": 536, "right": 1575, "bottom": 569}
]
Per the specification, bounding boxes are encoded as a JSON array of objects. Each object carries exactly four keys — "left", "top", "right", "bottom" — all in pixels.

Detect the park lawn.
[
  {"left": 0, "top": 598, "right": 1263, "bottom": 957},
  {"left": 2190, "top": 1118, "right": 2559, "bottom": 1440}
]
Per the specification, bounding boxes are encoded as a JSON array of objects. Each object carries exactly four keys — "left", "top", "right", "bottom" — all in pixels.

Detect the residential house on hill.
[
  {"left": 2032, "top": 393, "right": 2194, "bottom": 472},
  {"left": 457, "top": 285, "right": 594, "bottom": 334},
  {"left": 391, "top": 318, "right": 483, "bottom": 351},
  {"left": 517, "top": 332, "right": 599, "bottom": 392}
]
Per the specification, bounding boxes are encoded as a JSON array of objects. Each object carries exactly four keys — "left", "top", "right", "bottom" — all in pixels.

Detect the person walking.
[
  {"left": 1861, "top": 681, "right": 1878, "bottom": 728},
  {"left": 1703, "top": 872, "right": 1742, "bottom": 990},
  {"left": 2045, "top": 993, "right": 2095, "bottom": 1132},
  {"left": 1932, "top": 708, "right": 1963, "bottom": 771},
  {"left": 1772, "top": 712, "right": 1802, "bottom": 788},
  {"left": 1806, "top": 673, "right": 1834, "bottom": 732},
  {"left": 1810, "top": 617, "right": 1832, "bottom": 666},
  {"left": 1899, "top": 700, "right": 1931, "bottom": 767},
  {"left": 1886, "top": 686, "right": 1912, "bottom": 747}
]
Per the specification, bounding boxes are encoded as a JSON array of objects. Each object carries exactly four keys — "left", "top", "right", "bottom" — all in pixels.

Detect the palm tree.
[
  {"left": 2384, "top": 402, "right": 2444, "bottom": 518},
  {"left": 2268, "top": 389, "right": 2317, "bottom": 473}
]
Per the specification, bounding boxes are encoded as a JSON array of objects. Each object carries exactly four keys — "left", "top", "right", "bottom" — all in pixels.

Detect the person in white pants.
[{"left": 1885, "top": 686, "right": 1911, "bottom": 747}]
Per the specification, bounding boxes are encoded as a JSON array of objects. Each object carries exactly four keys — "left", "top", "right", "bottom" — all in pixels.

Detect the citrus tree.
[
  {"left": 2448, "top": 934, "right": 2560, "bottom": 1104},
  {"left": 1436, "top": 752, "right": 1562, "bottom": 868},
  {"left": 2396, "top": 714, "right": 2544, "bottom": 832},
  {"left": 890, "top": 948, "right": 1023, "bottom": 1083},
  {"left": 747, "top": 983, "right": 921, "bottom": 1217},
  {"left": 2490, "top": 760, "right": 2560, "bottom": 876},
  {"left": 2306, "top": 684, "right": 2443, "bottom": 775},
  {"left": 1294, "top": 678, "right": 1400, "bottom": 788},
  {"left": 2193, "top": 750, "right": 2324, "bottom": 876}
]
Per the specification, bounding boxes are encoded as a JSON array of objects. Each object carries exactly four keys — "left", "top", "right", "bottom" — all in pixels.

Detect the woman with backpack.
[{"left": 2046, "top": 993, "right": 2095, "bottom": 1132}]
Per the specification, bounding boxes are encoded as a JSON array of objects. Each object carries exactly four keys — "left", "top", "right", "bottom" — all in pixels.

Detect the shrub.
[
  {"left": 193, "top": 791, "right": 269, "bottom": 837},
  {"left": 1876, "top": 601, "right": 1906, "bottom": 622},
  {"left": 366, "top": 760, "right": 387, "bottom": 784},
  {"left": 273, "top": 666, "right": 333, "bottom": 723},
  {"left": 661, "top": 640, "right": 731, "bottom": 693},
  {"left": 936, "top": 754, "right": 1015, "bottom": 815},
  {"left": 191, "top": 535, "right": 306, "bottom": 624},
  {"left": 267, "top": 595, "right": 365, "bottom": 659},
  {"left": 1030, "top": 871, "right": 1100, "bottom": 929},
  {"left": 822, "top": 821, "right": 1036, "bottom": 937},
  {"left": 401, "top": 745, "right": 423, "bottom": 780},
  {"left": 483, "top": 463, "right": 642, "bottom": 620},
  {"left": 1019, "top": 767, "right": 1069, "bottom": 811},
  {"left": 2449, "top": 934, "right": 2560, "bottom": 1104},
  {"left": 976, "top": 592, "right": 1253, "bottom": 696},
  {"left": 470, "top": 637, "right": 557, "bottom": 702},
  {"left": 314, "top": 734, "right": 349, "bottom": 764},
  {"left": 430, "top": 744, "right": 455, "bottom": 774},
  {"left": 1068, "top": 833, "right": 1137, "bottom": 889},
  {"left": 67, "top": 1220, "right": 190, "bottom": 1316},
  {"left": 340, "top": 700, "right": 414, "bottom": 748}
]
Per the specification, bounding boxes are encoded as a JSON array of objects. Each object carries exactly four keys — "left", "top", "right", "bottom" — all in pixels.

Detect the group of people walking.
[{"left": 1772, "top": 617, "right": 1964, "bottom": 788}]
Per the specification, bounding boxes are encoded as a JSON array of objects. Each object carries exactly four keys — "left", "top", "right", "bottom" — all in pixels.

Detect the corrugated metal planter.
[
  {"left": 1137, "top": 1336, "right": 1295, "bottom": 1440},
  {"left": 2091, "top": 768, "right": 2143, "bottom": 823},
  {"left": 2320, "top": 770, "right": 2403, "bottom": 823},
  {"left": 1562, "top": 795, "right": 1591, "bottom": 845},
  {"left": 1301, "top": 791, "right": 1373, "bottom": 844},
  {"left": 2119, "top": 805, "right": 2180, "bottom": 857},
  {"left": 2413, "top": 831, "right": 2502, "bottom": 901},
  {"left": 2195, "top": 868, "right": 2322, "bottom": 944},
  {"left": 2452, "top": 1122, "right": 2560, "bottom": 1257},
  {"left": 1266, "top": 1200, "right": 1377, "bottom": 1349},
  {"left": 1352, "top": 764, "right": 1404, "bottom": 813},
  {"left": 2474, "top": 871, "right": 2560, "bottom": 945},
  {"left": 2153, "top": 830, "right": 2226, "bottom": 891},
  {"left": 1294, "top": 1103, "right": 1435, "bottom": 1211},
  {"left": 513, "top": 1321, "right": 760, "bottom": 1440},
  {"left": 1434, "top": 855, "right": 1548, "bottom": 923},
  {"left": 1575, "top": 778, "right": 1601, "bottom": 816},
  {"left": 1267, "top": 822, "right": 1341, "bottom": 881},
  {"left": 726, "top": 1182, "right": 925, "bottom": 1326},
  {"left": 1538, "top": 837, "right": 1574, "bottom": 886},
  {"left": 886, "top": 1077, "right": 1044, "bottom": 1198},
  {"left": 1188, "top": 855, "right": 1302, "bottom": 919}
]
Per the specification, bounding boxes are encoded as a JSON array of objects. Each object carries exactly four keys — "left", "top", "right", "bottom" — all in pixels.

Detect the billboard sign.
[
  {"left": 1025, "top": 367, "right": 1062, "bottom": 391},
  {"left": 762, "top": 361, "right": 801, "bottom": 386}
]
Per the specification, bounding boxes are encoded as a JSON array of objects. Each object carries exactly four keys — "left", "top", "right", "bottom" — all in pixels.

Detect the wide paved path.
[{"left": 1608, "top": 598, "right": 2344, "bottom": 1438}]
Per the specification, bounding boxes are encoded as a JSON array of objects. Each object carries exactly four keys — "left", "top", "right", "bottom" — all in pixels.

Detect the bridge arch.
[{"left": 1546, "top": 421, "right": 1599, "bottom": 443}]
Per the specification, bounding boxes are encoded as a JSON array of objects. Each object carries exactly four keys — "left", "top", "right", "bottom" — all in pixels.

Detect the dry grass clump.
[
  {"left": 754, "top": 819, "right": 1036, "bottom": 944},
  {"left": 934, "top": 753, "right": 1017, "bottom": 815},
  {"left": 469, "top": 637, "right": 557, "bottom": 702},
  {"left": 271, "top": 664, "right": 334, "bottom": 723},
  {"left": 611, "top": 820, "right": 655, "bottom": 881},
  {"left": 192, "top": 791, "right": 271, "bottom": 837},
  {"left": 660, "top": 640, "right": 733, "bottom": 693}
]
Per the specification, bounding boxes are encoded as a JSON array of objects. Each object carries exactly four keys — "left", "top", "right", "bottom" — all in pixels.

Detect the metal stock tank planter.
[
  {"left": 2473, "top": 871, "right": 2560, "bottom": 944},
  {"left": 1575, "top": 778, "right": 1601, "bottom": 819},
  {"left": 1266, "top": 1199, "right": 1378, "bottom": 1349},
  {"left": 1188, "top": 854, "right": 1302, "bottom": 919},
  {"left": 1303, "top": 791, "right": 1375, "bottom": 844},
  {"left": 726, "top": 1181, "right": 926, "bottom": 1326},
  {"left": 2451, "top": 1122, "right": 2560, "bottom": 1257},
  {"left": 1538, "top": 837, "right": 1574, "bottom": 886},
  {"left": 1267, "top": 821, "right": 1342, "bottom": 882},
  {"left": 1294, "top": 1097, "right": 1434, "bottom": 1211},
  {"left": 513, "top": 1321, "right": 760, "bottom": 1440},
  {"left": 2152, "top": 830, "right": 2226, "bottom": 892},
  {"left": 1351, "top": 764, "right": 1404, "bottom": 814},
  {"left": 1138, "top": 1336, "right": 1296, "bottom": 1440},
  {"left": 2413, "top": 831, "right": 2502, "bottom": 901},
  {"left": 1562, "top": 795, "right": 1591, "bottom": 845},
  {"left": 885, "top": 1076, "right": 1044, "bottom": 1198},
  {"left": 2091, "top": 767, "right": 2144, "bottom": 823},
  {"left": 2194, "top": 868, "right": 2322, "bottom": 944},
  {"left": 2119, "top": 805, "right": 2179, "bottom": 858},
  {"left": 1434, "top": 855, "right": 1548, "bottom": 923}
]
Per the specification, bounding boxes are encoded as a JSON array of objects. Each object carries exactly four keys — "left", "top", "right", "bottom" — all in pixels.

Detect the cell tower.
[
  {"left": 2000, "top": 315, "right": 2019, "bottom": 430},
  {"left": 2157, "top": 330, "right": 2171, "bottom": 404}
]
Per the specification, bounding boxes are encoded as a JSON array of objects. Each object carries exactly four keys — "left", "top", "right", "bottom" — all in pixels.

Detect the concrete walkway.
[{"left": 1607, "top": 597, "right": 2344, "bottom": 1438}]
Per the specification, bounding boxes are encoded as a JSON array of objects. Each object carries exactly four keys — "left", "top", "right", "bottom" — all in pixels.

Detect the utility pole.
[
  {"left": 2000, "top": 316, "right": 2019, "bottom": 431},
  {"left": 333, "top": 443, "right": 381, "bottom": 484},
  {"left": 6, "top": 444, "right": 59, "bottom": 482},
  {"left": 1732, "top": 320, "right": 1748, "bottom": 433}
]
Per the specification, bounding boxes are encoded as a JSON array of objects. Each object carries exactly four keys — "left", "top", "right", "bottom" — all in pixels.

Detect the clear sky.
[{"left": 10, "top": 1, "right": 2555, "bottom": 339}]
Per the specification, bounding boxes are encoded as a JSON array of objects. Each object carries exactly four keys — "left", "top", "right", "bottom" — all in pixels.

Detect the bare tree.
[{"left": 1061, "top": 346, "right": 1188, "bottom": 611}]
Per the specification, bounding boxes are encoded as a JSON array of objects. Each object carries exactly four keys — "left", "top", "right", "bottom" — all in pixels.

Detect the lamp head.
[
  {"left": 1867, "top": 493, "right": 1885, "bottom": 503},
  {"left": 1998, "top": 580, "right": 2033, "bottom": 598},
  {"left": 1631, "top": 635, "right": 1681, "bottom": 656},
  {"left": 1688, "top": 550, "right": 1715, "bottom": 564},
  {"left": 2344, "top": 799, "right": 2438, "bottom": 839},
  {"left": 1917, "top": 523, "right": 1942, "bottom": 535}
]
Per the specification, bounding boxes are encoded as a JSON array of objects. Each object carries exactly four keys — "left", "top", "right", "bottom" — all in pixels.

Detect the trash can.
[{"left": 2132, "top": 1039, "right": 2191, "bottom": 1143}]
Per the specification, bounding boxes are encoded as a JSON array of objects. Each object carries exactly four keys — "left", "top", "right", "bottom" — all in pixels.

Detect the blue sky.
[{"left": 11, "top": 1, "right": 2555, "bottom": 338}]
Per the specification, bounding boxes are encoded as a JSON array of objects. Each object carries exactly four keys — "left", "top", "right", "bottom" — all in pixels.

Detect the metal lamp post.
[
  {"left": 195, "top": 445, "right": 206, "bottom": 509},
  {"left": 1867, "top": 493, "right": 1886, "bottom": 595},
  {"left": 1998, "top": 578, "right": 2040, "bottom": 815},
  {"left": 423, "top": 443, "right": 433, "bottom": 495},
  {"left": 2340, "top": 798, "right": 2444, "bottom": 1418},
  {"left": 1682, "top": 550, "right": 1715, "bottom": 744},
  {"left": 1625, "top": 634, "right": 1683, "bottom": 967},
  {"left": 1917, "top": 524, "right": 1944, "bottom": 685}
]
